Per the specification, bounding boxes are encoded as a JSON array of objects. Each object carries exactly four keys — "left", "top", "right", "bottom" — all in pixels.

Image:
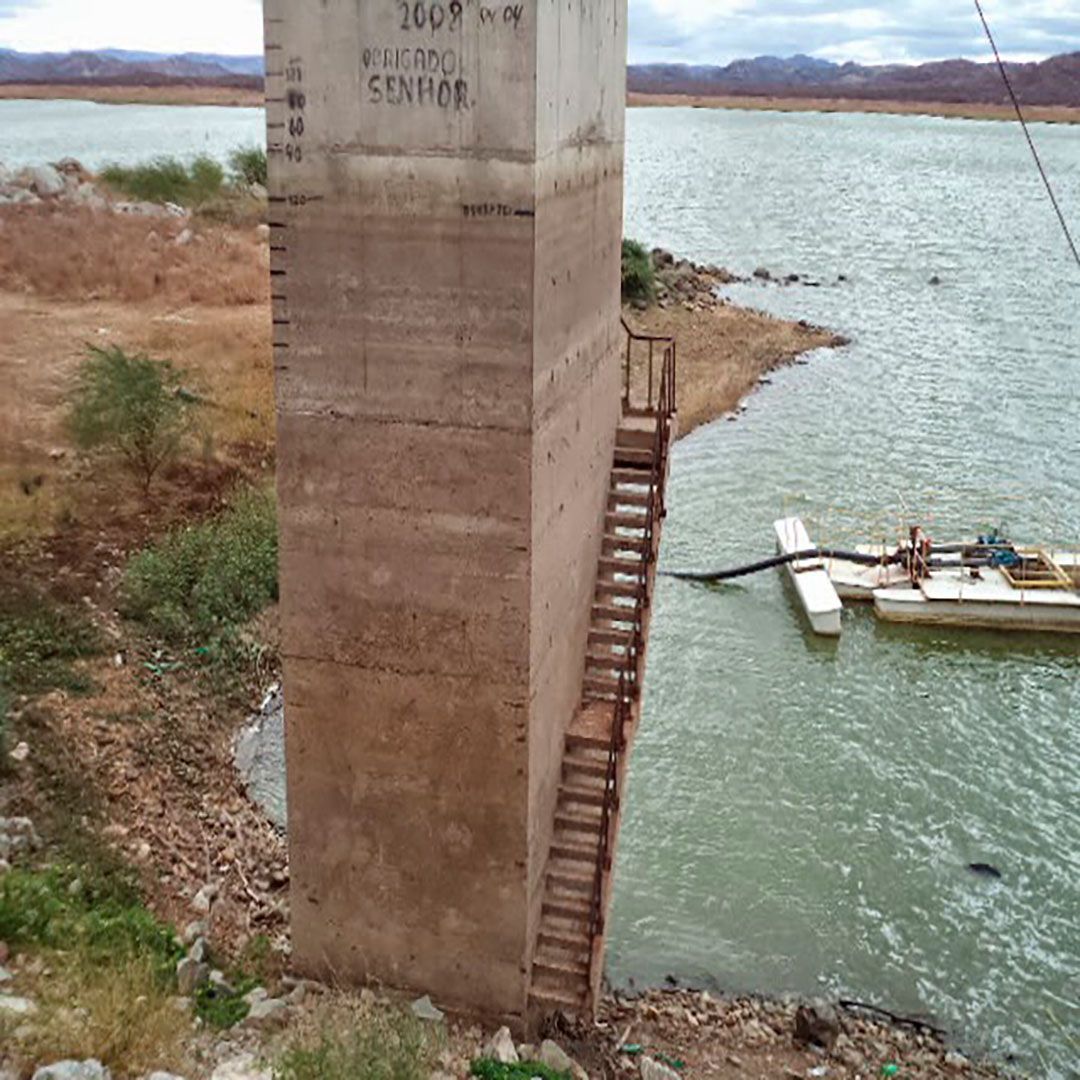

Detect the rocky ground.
[{"left": 0, "top": 165, "right": 1013, "bottom": 1079}]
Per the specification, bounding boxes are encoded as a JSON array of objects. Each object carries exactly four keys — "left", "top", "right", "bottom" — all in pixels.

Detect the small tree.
[
  {"left": 622, "top": 238, "right": 656, "bottom": 305},
  {"left": 229, "top": 146, "right": 268, "bottom": 189},
  {"left": 68, "top": 345, "right": 194, "bottom": 494}
]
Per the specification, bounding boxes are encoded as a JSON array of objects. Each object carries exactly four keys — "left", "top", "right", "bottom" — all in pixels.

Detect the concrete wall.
[{"left": 266, "top": 0, "right": 626, "bottom": 1022}]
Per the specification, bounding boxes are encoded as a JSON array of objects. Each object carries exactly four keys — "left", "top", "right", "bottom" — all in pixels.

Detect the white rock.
[
  {"left": 175, "top": 958, "right": 209, "bottom": 995},
  {"left": 69, "top": 184, "right": 107, "bottom": 211},
  {"left": 538, "top": 1041, "right": 575, "bottom": 1074},
  {"left": 0, "top": 965, "right": 12, "bottom": 983},
  {"left": 29, "top": 164, "right": 65, "bottom": 197},
  {"left": 244, "top": 997, "right": 289, "bottom": 1029},
  {"left": 944, "top": 1051, "right": 969, "bottom": 1070},
  {"left": 250, "top": 183, "right": 268, "bottom": 200},
  {"left": 9, "top": 743, "right": 29, "bottom": 764},
  {"left": 0, "top": 859, "right": 10, "bottom": 875},
  {"left": 410, "top": 994, "right": 444, "bottom": 1022},
  {"left": 0, "top": 995, "right": 37, "bottom": 1017},
  {"left": 187, "top": 938, "right": 209, "bottom": 964},
  {"left": 164, "top": 202, "right": 187, "bottom": 218},
  {"left": 255, "top": 223, "right": 271, "bottom": 241},
  {"left": 482, "top": 1027, "right": 518, "bottom": 1065},
  {"left": 191, "top": 883, "right": 218, "bottom": 914},
  {"left": 145, "top": 1074, "right": 189, "bottom": 1080},
  {"left": 175, "top": 228, "right": 194, "bottom": 247},
  {"left": 640, "top": 1059, "right": 681, "bottom": 1080},
  {"left": 210, "top": 1056, "right": 271, "bottom": 1080},
  {"left": 32, "top": 1062, "right": 110, "bottom": 1080},
  {"left": 181, "top": 920, "right": 208, "bottom": 946},
  {"left": 243, "top": 986, "right": 268, "bottom": 1006}
]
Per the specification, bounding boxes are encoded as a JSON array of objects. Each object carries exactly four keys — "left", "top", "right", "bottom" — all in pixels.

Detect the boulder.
[
  {"left": 187, "top": 937, "right": 209, "bottom": 964},
  {"left": 175, "top": 957, "right": 209, "bottom": 995},
  {"left": 0, "top": 995, "right": 37, "bottom": 1017},
  {"left": 482, "top": 1027, "right": 519, "bottom": 1065},
  {"left": 244, "top": 997, "right": 289, "bottom": 1030},
  {"left": 410, "top": 994, "right": 444, "bottom": 1022},
  {"left": 31, "top": 1063, "right": 111, "bottom": 1080},
  {"left": 210, "top": 1056, "right": 271, "bottom": 1080},
  {"left": 537, "top": 1041, "right": 575, "bottom": 1073},
  {"left": 29, "top": 165, "right": 65, "bottom": 198},
  {"left": 191, "top": 882, "right": 219, "bottom": 914},
  {"left": 640, "top": 1058, "right": 680, "bottom": 1080},
  {"left": 0, "top": 818, "right": 42, "bottom": 861},
  {"left": 794, "top": 1001, "right": 841, "bottom": 1050},
  {"left": 752, "top": 266, "right": 772, "bottom": 281},
  {"left": 0, "top": 189, "right": 40, "bottom": 206}
]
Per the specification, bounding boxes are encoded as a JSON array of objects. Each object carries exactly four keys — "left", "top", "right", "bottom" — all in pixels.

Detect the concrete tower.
[{"left": 264, "top": 0, "right": 629, "bottom": 1026}]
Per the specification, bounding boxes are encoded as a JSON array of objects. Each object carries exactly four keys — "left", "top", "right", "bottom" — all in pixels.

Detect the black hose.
[{"left": 664, "top": 547, "right": 901, "bottom": 583}]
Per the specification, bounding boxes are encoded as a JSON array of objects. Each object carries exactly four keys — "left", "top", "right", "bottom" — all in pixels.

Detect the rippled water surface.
[
  {"left": 2, "top": 96, "right": 1077, "bottom": 1075},
  {"left": 0, "top": 99, "right": 264, "bottom": 169},
  {"left": 613, "top": 107, "right": 1080, "bottom": 1076}
]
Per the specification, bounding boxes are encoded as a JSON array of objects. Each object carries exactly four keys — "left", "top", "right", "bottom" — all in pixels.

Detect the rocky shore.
[{"left": 626, "top": 249, "right": 849, "bottom": 437}]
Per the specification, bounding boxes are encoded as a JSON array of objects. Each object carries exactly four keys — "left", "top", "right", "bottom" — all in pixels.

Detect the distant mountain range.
[
  {"left": 0, "top": 48, "right": 264, "bottom": 86},
  {"left": 629, "top": 52, "right": 1080, "bottom": 108},
  {"left": 1, "top": 48, "right": 1078, "bottom": 107}
]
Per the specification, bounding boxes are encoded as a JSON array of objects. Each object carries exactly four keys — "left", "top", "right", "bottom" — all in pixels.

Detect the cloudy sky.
[{"left": 0, "top": 0, "right": 1076, "bottom": 64}]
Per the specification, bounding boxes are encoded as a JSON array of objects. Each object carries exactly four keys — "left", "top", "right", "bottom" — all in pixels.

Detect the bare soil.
[
  {"left": 628, "top": 91, "right": 1080, "bottom": 125},
  {"left": 0, "top": 83, "right": 265, "bottom": 108}
]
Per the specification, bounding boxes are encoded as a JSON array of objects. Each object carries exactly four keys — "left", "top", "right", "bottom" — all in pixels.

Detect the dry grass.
[
  {"left": 624, "top": 301, "right": 845, "bottom": 437},
  {"left": 0, "top": 205, "right": 269, "bottom": 305},
  {"left": 14, "top": 953, "right": 193, "bottom": 1078},
  {"left": 0, "top": 82, "right": 265, "bottom": 107}
]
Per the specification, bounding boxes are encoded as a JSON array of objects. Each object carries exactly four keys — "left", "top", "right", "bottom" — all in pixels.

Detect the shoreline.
[
  {"left": 625, "top": 253, "right": 849, "bottom": 438},
  {"left": 4, "top": 83, "right": 1078, "bottom": 124},
  {"left": 629, "top": 90, "right": 1080, "bottom": 125},
  {"left": 0, "top": 82, "right": 265, "bottom": 108}
]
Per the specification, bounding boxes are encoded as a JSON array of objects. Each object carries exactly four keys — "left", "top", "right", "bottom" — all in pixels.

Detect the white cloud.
[{"left": 0, "top": 0, "right": 263, "bottom": 53}]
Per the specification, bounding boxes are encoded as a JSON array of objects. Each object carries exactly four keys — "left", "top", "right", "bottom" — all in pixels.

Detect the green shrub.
[
  {"left": 194, "top": 971, "right": 260, "bottom": 1029},
  {"left": 121, "top": 487, "right": 278, "bottom": 652},
  {"left": 229, "top": 145, "right": 268, "bottom": 189},
  {"left": 68, "top": 345, "right": 195, "bottom": 493},
  {"left": 471, "top": 1061, "right": 570, "bottom": 1080},
  {"left": 0, "top": 864, "right": 182, "bottom": 981},
  {"left": 99, "top": 154, "right": 225, "bottom": 207},
  {"left": 275, "top": 1007, "right": 437, "bottom": 1080},
  {"left": 621, "top": 238, "right": 656, "bottom": 305},
  {"left": 0, "top": 589, "right": 99, "bottom": 699}
]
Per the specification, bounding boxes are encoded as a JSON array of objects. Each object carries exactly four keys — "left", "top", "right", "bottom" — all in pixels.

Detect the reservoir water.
[{"left": 2, "top": 98, "right": 1078, "bottom": 1075}]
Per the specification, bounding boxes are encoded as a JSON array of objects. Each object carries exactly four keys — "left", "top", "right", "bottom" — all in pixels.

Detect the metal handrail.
[{"left": 586, "top": 325, "right": 677, "bottom": 986}]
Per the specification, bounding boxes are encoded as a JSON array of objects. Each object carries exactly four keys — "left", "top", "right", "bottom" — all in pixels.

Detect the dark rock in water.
[
  {"left": 785, "top": 273, "right": 801, "bottom": 283},
  {"left": 968, "top": 862, "right": 1002, "bottom": 880},
  {"left": 664, "top": 973, "right": 679, "bottom": 987},
  {"left": 837, "top": 273, "right": 849, "bottom": 282},
  {"left": 753, "top": 266, "right": 772, "bottom": 281},
  {"left": 794, "top": 1001, "right": 840, "bottom": 1050},
  {"left": 929, "top": 274, "right": 942, "bottom": 285}
]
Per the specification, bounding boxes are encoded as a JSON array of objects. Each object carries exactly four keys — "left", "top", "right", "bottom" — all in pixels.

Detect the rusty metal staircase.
[{"left": 528, "top": 321, "right": 677, "bottom": 1017}]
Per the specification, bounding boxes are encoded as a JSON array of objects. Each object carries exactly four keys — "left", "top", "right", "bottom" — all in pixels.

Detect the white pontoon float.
[{"left": 774, "top": 517, "right": 843, "bottom": 637}]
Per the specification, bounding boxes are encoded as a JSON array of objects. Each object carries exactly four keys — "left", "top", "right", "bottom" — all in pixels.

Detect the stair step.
[
  {"left": 528, "top": 985, "right": 587, "bottom": 1010},
  {"left": 586, "top": 645, "right": 628, "bottom": 667},
  {"left": 537, "top": 927, "right": 590, "bottom": 953},
  {"left": 542, "top": 897, "right": 591, "bottom": 922},
  {"left": 550, "top": 839, "right": 598, "bottom": 863},
  {"left": 555, "top": 810, "right": 602, "bottom": 835},
  {"left": 617, "top": 425, "right": 659, "bottom": 450},
  {"left": 559, "top": 783, "right": 606, "bottom": 809},
  {"left": 592, "top": 603, "right": 638, "bottom": 626},
  {"left": 589, "top": 626, "right": 634, "bottom": 648},
  {"left": 582, "top": 671, "right": 621, "bottom": 693},
  {"left": 603, "top": 533, "right": 648, "bottom": 554},
  {"left": 565, "top": 730, "right": 611, "bottom": 753},
  {"left": 564, "top": 756, "right": 609, "bottom": 780},
  {"left": 599, "top": 555, "right": 643, "bottom": 576},
  {"left": 606, "top": 511, "right": 647, "bottom": 530},
  {"left": 547, "top": 865, "right": 595, "bottom": 894},
  {"left": 596, "top": 578, "right": 641, "bottom": 600},
  {"left": 609, "top": 489, "right": 650, "bottom": 509},
  {"left": 533, "top": 956, "right": 590, "bottom": 980},
  {"left": 611, "top": 467, "right": 653, "bottom": 486},
  {"left": 614, "top": 446, "right": 655, "bottom": 468}
]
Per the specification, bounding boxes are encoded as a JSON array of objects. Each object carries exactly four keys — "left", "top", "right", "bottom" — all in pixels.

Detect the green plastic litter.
[
  {"left": 620, "top": 1045, "right": 644, "bottom": 1056},
  {"left": 882, "top": 1066, "right": 901, "bottom": 1078},
  {"left": 656, "top": 1055, "right": 686, "bottom": 1071}
]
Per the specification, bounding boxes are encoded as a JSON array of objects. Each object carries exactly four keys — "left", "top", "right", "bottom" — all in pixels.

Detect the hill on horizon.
[
  {"left": 0, "top": 47, "right": 1078, "bottom": 107},
  {"left": 629, "top": 51, "right": 1080, "bottom": 108}
]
